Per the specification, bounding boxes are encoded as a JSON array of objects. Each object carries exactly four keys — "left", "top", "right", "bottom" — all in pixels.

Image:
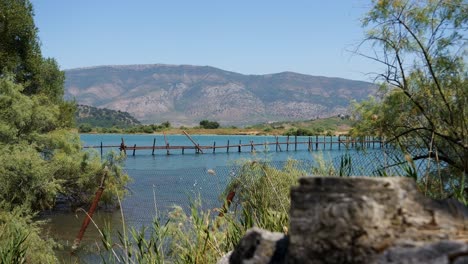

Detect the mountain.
[
  {"left": 65, "top": 64, "right": 376, "bottom": 126},
  {"left": 76, "top": 104, "right": 141, "bottom": 128}
]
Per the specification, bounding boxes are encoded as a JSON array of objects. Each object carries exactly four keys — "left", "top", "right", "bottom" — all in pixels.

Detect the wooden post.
[
  {"left": 100, "top": 141, "right": 103, "bottom": 158},
  {"left": 238, "top": 140, "right": 241, "bottom": 152},
  {"left": 286, "top": 135, "right": 290, "bottom": 151},
  {"left": 338, "top": 135, "right": 341, "bottom": 150},
  {"left": 182, "top": 147, "right": 185, "bottom": 154},
  {"left": 164, "top": 133, "right": 170, "bottom": 155},
  {"left": 71, "top": 168, "right": 109, "bottom": 252},
  {"left": 315, "top": 135, "right": 318, "bottom": 149},
  {"left": 294, "top": 135, "right": 297, "bottom": 151},
  {"left": 213, "top": 142, "right": 216, "bottom": 153},
  {"left": 323, "top": 135, "right": 326, "bottom": 149},
  {"left": 372, "top": 136, "right": 375, "bottom": 149},
  {"left": 308, "top": 137, "right": 311, "bottom": 151},
  {"left": 227, "top": 140, "right": 230, "bottom": 153},
  {"left": 120, "top": 138, "right": 126, "bottom": 155},
  {"left": 152, "top": 138, "right": 156, "bottom": 155},
  {"left": 182, "top": 131, "right": 204, "bottom": 154},
  {"left": 330, "top": 135, "right": 332, "bottom": 150},
  {"left": 133, "top": 144, "right": 136, "bottom": 156},
  {"left": 275, "top": 136, "right": 279, "bottom": 152},
  {"left": 250, "top": 141, "right": 254, "bottom": 152}
]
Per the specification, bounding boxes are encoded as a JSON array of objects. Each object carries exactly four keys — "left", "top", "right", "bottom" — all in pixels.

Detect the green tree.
[
  {"left": 199, "top": 120, "right": 220, "bottom": 129},
  {"left": 161, "top": 121, "right": 171, "bottom": 128},
  {"left": 0, "top": 0, "right": 130, "bottom": 210},
  {"left": 352, "top": 0, "right": 467, "bottom": 198},
  {"left": 0, "top": 77, "right": 129, "bottom": 210},
  {"left": 0, "top": 0, "right": 130, "bottom": 261},
  {"left": 78, "top": 123, "right": 93, "bottom": 133}
]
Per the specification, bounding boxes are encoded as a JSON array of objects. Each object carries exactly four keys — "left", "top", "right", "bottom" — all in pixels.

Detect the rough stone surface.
[
  {"left": 227, "top": 227, "right": 288, "bottom": 264},
  {"left": 223, "top": 177, "right": 468, "bottom": 264},
  {"left": 377, "top": 240, "right": 468, "bottom": 264},
  {"left": 217, "top": 251, "right": 232, "bottom": 264},
  {"left": 287, "top": 177, "right": 468, "bottom": 263}
]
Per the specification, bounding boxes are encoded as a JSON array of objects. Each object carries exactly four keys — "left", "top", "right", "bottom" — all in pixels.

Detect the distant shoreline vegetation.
[{"left": 76, "top": 106, "right": 353, "bottom": 136}]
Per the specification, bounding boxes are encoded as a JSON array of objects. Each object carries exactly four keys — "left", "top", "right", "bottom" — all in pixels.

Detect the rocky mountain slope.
[{"left": 65, "top": 64, "right": 376, "bottom": 126}]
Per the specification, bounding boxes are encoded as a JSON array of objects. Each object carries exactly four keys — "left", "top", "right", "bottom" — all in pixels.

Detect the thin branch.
[{"left": 393, "top": 12, "right": 454, "bottom": 125}]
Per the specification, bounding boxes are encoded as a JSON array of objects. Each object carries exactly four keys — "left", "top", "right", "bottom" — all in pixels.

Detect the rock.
[
  {"left": 228, "top": 227, "right": 288, "bottom": 264},
  {"left": 225, "top": 177, "right": 468, "bottom": 264},
  {"left": 287, "top": 177, "right": 468, "bottom": 264},
  {"left": 377, "top": 240, "right": 468, "bottom": 264},
  {"left": 217, "top": 251, "right": 232, "bottom": 264}
]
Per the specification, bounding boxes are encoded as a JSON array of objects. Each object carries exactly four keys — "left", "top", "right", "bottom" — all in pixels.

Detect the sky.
[{"left": 31, "top": 0, "right": 380, "bottom": 81}]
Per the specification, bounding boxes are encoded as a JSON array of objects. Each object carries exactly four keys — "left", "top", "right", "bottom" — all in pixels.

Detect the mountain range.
[{"left": 64, "top": 64, "right": 376, "bottom": 126}]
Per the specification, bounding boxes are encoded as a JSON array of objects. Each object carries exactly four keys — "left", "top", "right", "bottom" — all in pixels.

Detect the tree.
[
  {"left": 200, "top": 120, "right": 220, "bottom": 129},
  {"left": 0, "top": 0, "right": 129, "bottom": 211},
  {"left": 0, "top": 1, "right": 129, "bottom": 261},
  {"left": 0, "top": 0, "right": 65, "bottom": 100},
  {"left": 161, "top": 121, "right": 171, "bottom": 128},
  {"left": 352, "top": 0, "right": 467, "bottom": 198}
]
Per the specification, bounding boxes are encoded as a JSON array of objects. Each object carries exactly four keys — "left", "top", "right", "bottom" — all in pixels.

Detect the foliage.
[
  {"left": 0, "top": 0, "right": 65, "bottom": 101},
  {"left": 225, "top": 160, "right": 305, "bottom": 232},
  {"left": 0, "top": 77, "right": 129, "bottom": 210},
  {"left": 76, "top": 105, "right": 141, "bottom": 128},
  {"left": 78, "top": 123, "right": 93, "bottom": 133},
  {"left": 98, "top": 160, "right": 310, "bottom": 263},
  {"left": 199, "top": 120, "right": 220, "bottom": 129},
  {"left": 0, "top": 0, "right": 40, "bottom": 93},
  {"left": 253, "top": 116, "right": 351, "bottom": 136},
  {"left": 0, "top": 2, "right": 131, "bottom": 261},
  {"left": 0, "top": 205, "right": 58, "bottom": 264},
  {"left": 352, "top": 0, "right": 468, "bottom": 199},
  {"left": 284, "top": 127, "right": 315, "bottom": 136}
]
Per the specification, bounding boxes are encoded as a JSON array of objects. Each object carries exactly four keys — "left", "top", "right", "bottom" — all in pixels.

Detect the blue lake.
[
  {"left": 44, "top": 133, "right": 390, "bottom": 261},
  {"left": 81, "top": 133, "right": 369, "bottom": 170}
]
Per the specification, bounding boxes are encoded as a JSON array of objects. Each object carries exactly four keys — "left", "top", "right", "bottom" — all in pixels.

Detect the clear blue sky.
[{"left": 31, "top": 0, "right": 379, "bottom": 81}]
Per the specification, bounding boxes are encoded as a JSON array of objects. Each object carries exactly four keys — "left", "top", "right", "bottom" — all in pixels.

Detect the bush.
[
  {"left": 161, "top": 121, "right": 171, "bottom": 128},
  {"left": 199, "top": 120, "right": 220, "bottom": 129},
  {"left": 78, "top": 123, "right": 93, "bottom": 133},
  {"left": 283, "top": 128, "right": 314, "bottom": 136},
  {"left": 142, "top": 125, "right": 154, "bottom": 133},
  {"left": 0, "top": 206, "right": 58, "bottom": 264}
]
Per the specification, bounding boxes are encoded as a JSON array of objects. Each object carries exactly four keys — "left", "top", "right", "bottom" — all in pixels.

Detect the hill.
[
  {"left": 65, "top": 64, "right": 376, "bottom": 126},
  {"left": 76, "top": 104, "right": 141, "bottom": 128}
]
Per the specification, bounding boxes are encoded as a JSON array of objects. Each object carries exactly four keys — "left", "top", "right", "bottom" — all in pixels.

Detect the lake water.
[{"left": 43, "top": 133, "right": 389, "bottom": 262}]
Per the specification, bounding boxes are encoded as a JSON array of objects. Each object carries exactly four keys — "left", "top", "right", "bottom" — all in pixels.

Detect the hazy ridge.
[{"left": 65, "top": 64, "right": 376, "bottom": 126}]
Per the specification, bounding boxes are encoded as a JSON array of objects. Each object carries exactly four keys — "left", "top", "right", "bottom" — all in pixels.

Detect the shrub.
[
  {"left": 199, "top": 120, "right": 220, "bottom": 129},
  {"left": 78, "top": 123, "right": 93, "bottom": 133},
  {"left": 0, "top": 206, "right": 58, "bottom": 264}
]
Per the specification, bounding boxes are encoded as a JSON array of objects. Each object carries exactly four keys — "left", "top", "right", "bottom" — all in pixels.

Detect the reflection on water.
[{"left": 39, "top": 209, "right": 122, "bottom": 262}]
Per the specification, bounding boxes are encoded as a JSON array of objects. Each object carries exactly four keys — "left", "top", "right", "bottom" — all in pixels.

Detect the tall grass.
[
  {"left": 0, "top": 205, "right": 58, "bottom": 264},
  {"left": 95, "top": 159, "right": 309, "bottom": 263}
]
